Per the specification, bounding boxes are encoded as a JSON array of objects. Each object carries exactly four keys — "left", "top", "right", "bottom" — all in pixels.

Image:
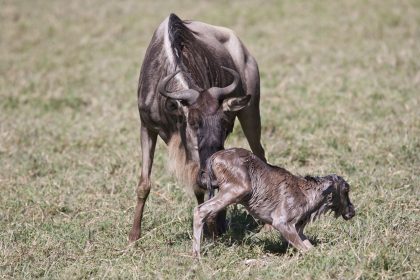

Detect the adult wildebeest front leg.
[
  {"left": 129, "top": 124, "right": 158, "bottom": 242},
  {"left": 238, "top": 57, "right": 266, "bottom": 162}
]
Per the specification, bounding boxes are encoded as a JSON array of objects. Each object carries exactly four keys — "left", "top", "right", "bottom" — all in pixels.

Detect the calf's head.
[
  {"left": 158, "top": 67, "right": 250, "bottom": 169},
  {"left": 325, "top": 175, "right": 356, "bottom": 220}
]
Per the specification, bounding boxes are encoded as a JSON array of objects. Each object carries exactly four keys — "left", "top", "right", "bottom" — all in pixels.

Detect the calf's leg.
[
  {"left": 272, "top": 222, "right": 310, "bottom": 252},
  {"left": 193, "top": 186, "right": 226, "bottom": 238},
  {"left": 296, "top": 224, "right": 313, "bottom": 250},
  {"left": 193, "top": 184, "right": 249, "bottom": 258},
  {"left": 193, "top": 196, "right": 233, "bottom": 258}
]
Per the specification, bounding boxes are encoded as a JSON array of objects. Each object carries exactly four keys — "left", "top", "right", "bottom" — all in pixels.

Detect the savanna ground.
[{"left": 1, "top": 0, "right": 419, "bottom": 279}]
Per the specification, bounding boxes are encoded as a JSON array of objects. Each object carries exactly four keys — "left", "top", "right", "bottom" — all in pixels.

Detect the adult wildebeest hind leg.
[
  {"left": 129, "top": 125, "right": 157, "bottom": 242},
  {"left": 237, "top": 56, "right": 266, "bottom": 162}
]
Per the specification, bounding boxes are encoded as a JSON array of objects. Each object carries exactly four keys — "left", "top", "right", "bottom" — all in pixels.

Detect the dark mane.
[
  {"left": 168, "top": 13, "right": 197, "bottom": 65},
  {"left": 168, "top": 13, "right": 238, "bottom": 92},
  {"left": 304, "top": 175, "right": 322, "bottom": 183}
]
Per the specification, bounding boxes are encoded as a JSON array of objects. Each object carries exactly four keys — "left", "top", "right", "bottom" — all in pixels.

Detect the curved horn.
[
  {"left": 158, "top": 71, "right": 199, "bottom": 105},
  {"left": 208, "top": 66, "right": 240, "bottom": 100}
]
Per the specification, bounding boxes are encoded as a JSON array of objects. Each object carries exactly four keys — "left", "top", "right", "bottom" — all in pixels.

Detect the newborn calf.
[{"left": 193, "top": 148, "right": 355, "bottom": 257}]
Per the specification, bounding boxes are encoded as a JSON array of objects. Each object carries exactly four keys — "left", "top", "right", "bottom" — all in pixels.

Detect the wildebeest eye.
[
  {"left": 188, "top": 118, "right": 199, "bottom": 128},
  {"left": 187, "top": 110, "right": 201, "bottom": 128}
]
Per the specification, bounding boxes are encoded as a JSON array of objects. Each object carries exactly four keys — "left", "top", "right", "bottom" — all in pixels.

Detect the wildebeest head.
[
  {"left": 325, "top": 175, "right": 356, "bottom": 220},
  {"left": 158, "top": 67, "right": 250, "bottom": 169}
]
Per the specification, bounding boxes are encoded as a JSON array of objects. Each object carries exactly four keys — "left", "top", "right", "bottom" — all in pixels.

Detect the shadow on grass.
[
  {"left": 260, "top": 236, "right": 322, "bottom": 255},
  {"left": 218, "top": 206, "right": 322, "bottom": 255}
]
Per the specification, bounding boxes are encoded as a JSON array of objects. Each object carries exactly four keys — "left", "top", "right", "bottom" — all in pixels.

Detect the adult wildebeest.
[
  {"left": 129, "top": 14, "right": 266, "bottom": 242},
  {"left": 193, "top": 148, "right": 355, "bottom": 257}
]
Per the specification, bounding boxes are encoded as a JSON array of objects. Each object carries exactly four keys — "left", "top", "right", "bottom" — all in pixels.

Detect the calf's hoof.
[
  {"left": 260, "top": 224, "right": 275, "bottom": 232},
  {"left": 303, "top": 240, "right": 314, "bottom": 250}
]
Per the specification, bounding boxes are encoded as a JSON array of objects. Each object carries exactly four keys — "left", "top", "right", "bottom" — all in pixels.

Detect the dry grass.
[{"left": 1, "top": 0, "right": 419, "bottom": 279}]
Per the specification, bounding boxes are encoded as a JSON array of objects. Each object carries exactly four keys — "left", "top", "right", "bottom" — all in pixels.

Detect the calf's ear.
[
  {"left": 322, "top": 174, "right": 338, "bottom": 195},
  {"left": 322, "top": 185, "right": 334, "bottom": 195},
  {"left": 223, "top": 95, "right": 251, "bottom": 112}
]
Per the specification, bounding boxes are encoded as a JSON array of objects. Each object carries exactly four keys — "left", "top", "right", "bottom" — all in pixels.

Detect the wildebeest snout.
[
  {"left": 196, "top": 169, "right": 208, "bottom": 190},
  {"left": 342, "top": 203, "right": 355, "bottom": 220},
  {"left": 196, "top": 167, "right": 218, "bottom": 198}
]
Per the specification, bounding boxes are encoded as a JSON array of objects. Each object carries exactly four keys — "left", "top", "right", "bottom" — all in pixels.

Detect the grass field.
[{"left": 1, "top": 0, "right": 419, "bottom": 279}]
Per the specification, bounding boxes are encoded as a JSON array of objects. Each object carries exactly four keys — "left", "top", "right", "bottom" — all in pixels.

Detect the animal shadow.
[
  {"left": 225, "top": 206, "right": 260, "bottom": 241},
  {"left": 261, "top": 236, "right": 321, "bottom": 255}
]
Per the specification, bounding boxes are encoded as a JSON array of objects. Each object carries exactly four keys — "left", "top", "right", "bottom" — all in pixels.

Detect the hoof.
[
  {"left": 128, "top": 230, "right": 141, "bottom": 243},
  {"left": 260, "top": 224, "right": 275, "bottom": 232}
]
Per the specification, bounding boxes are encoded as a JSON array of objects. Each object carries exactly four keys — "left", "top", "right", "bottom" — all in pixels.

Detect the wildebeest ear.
[
  {"left": 322, "top": 174, "right": 338, "bottom": 195},
  {"left": 322, "top": 186, "right": 334, "bottom": 196},
  {"left": 327, "top": 174, "right": 339, "bottom": 184},
  {"left": 222, "top": 95, "right": 251, "bottom": 112}
]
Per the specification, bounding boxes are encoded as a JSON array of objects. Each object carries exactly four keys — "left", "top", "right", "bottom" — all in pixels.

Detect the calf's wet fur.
[{"left": 193, "top": 148, "right": 355, "bottom": 257}]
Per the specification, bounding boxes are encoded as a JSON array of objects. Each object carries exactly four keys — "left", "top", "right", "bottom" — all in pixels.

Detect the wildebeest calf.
[{"left": 193, "top": 148, "right": 355, "bottom": 257}]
